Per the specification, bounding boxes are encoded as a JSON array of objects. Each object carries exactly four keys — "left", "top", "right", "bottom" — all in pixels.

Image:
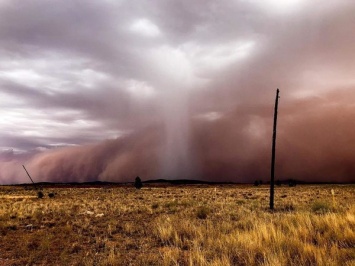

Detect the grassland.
[{"left": 0, "top": 184, "right": 354, "bottom": 265}]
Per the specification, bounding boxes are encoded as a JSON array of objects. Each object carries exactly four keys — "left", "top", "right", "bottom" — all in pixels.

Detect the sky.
[{"left": 0, "top": 0, "right": 355, "bottom": 184}]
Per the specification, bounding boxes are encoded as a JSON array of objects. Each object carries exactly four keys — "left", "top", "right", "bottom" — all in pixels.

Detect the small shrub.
[
  {"left": 37, "top": 191, "right": 44, "bottom": 198},
  {"left": 7, "top": 225, "right": 17, "bottom": 230},
  {"left": 288, "top": 180, "right": 297, "bottom": 187},
  {"left": 48, "top": 192, "right": 55, "bottom": 198},
  {"left": 196, "top": 206, "right": 210, "bottom": 219},
  {"left": 134, "top": 176, "right": 143, "bottom": 189},
  {"left": 253, "top": 180, "right": 263, "bottom": 186}
]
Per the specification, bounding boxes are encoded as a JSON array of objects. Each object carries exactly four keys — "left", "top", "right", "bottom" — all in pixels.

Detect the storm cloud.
[{"left": 0, "top": 0, "right": 355, "bottom": 183}]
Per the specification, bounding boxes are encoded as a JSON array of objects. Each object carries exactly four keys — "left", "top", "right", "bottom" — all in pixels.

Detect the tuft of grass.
[
  {"left": 151, "top": 203, "right": 159, "bottom": 209},
  {"left": 312, "top": 201, "right": 332, "bottom": 214},
  {"left": 281, "top": 203, "right": 295, "bottom": 212}
]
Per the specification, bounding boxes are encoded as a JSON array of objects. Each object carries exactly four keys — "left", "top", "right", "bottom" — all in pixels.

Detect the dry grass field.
[{"left": 0, "top": 184, "right": 354, "bottom": 266}]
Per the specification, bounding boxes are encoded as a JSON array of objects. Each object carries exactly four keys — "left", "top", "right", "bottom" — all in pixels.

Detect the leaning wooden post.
[
  {"left": 270, "top": 89, "right": 280, "bottom": 210},
  {"left": 22, "top": 165, "right": 37, "bottom": 190}
]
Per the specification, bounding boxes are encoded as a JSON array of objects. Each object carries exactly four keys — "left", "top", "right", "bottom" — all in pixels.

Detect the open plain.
[{"left": 0, "top": 184, "right": 354, "bottom": 266}]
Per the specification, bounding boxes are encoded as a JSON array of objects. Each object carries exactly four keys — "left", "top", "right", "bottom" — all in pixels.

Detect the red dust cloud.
[{"left": 1, "top": 89, "right": 355, "bottom": 184}]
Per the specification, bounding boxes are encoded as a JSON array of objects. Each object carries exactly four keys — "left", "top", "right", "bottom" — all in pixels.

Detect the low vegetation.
[{"left": 0, "top": 184, "right": 354, "bottom": 265}]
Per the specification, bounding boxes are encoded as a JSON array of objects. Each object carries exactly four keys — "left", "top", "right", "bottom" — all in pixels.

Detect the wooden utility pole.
[{"left": 270, "top": 89, "right": 280, "bottom": 210}]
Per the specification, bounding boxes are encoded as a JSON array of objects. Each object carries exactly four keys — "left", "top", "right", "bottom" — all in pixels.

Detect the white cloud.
[
  {"left": 0, "top": 69, "right": 47, "bottom": 87},
  {"left": 181, "top": 40, "right": 255, "bottom": 75},
  {"left": 130, "top": 18, "right": 161, "bottom": 37},
  {"left": 75, "top": 68, "right": 111, "bottom": 89},
  {"left": 125, "top": 79, "right": 156, "bottom": 98},
  {"left": 251, "top": 0, "right": 306, "bottom": 14},
  {"left": 0, "top": 54, "right": 103, "bottom": 93},
  {"left": 148, "top": 45, "right": 205, "bottom": 89}
]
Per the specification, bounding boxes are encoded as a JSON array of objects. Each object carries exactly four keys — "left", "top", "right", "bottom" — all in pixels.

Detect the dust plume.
[{"left": 1, "top": 89, "right": 354, "bottom": 184}]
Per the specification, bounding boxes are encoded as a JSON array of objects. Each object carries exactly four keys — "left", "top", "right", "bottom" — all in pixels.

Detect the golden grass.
[{"left": 0, "top": 184, "right": 354, "bottom": 265}]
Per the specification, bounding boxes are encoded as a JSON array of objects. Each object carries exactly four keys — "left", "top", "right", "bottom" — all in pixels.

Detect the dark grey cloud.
[{"left": 0, "top": 0, "right": 355, "bottom": 183}]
